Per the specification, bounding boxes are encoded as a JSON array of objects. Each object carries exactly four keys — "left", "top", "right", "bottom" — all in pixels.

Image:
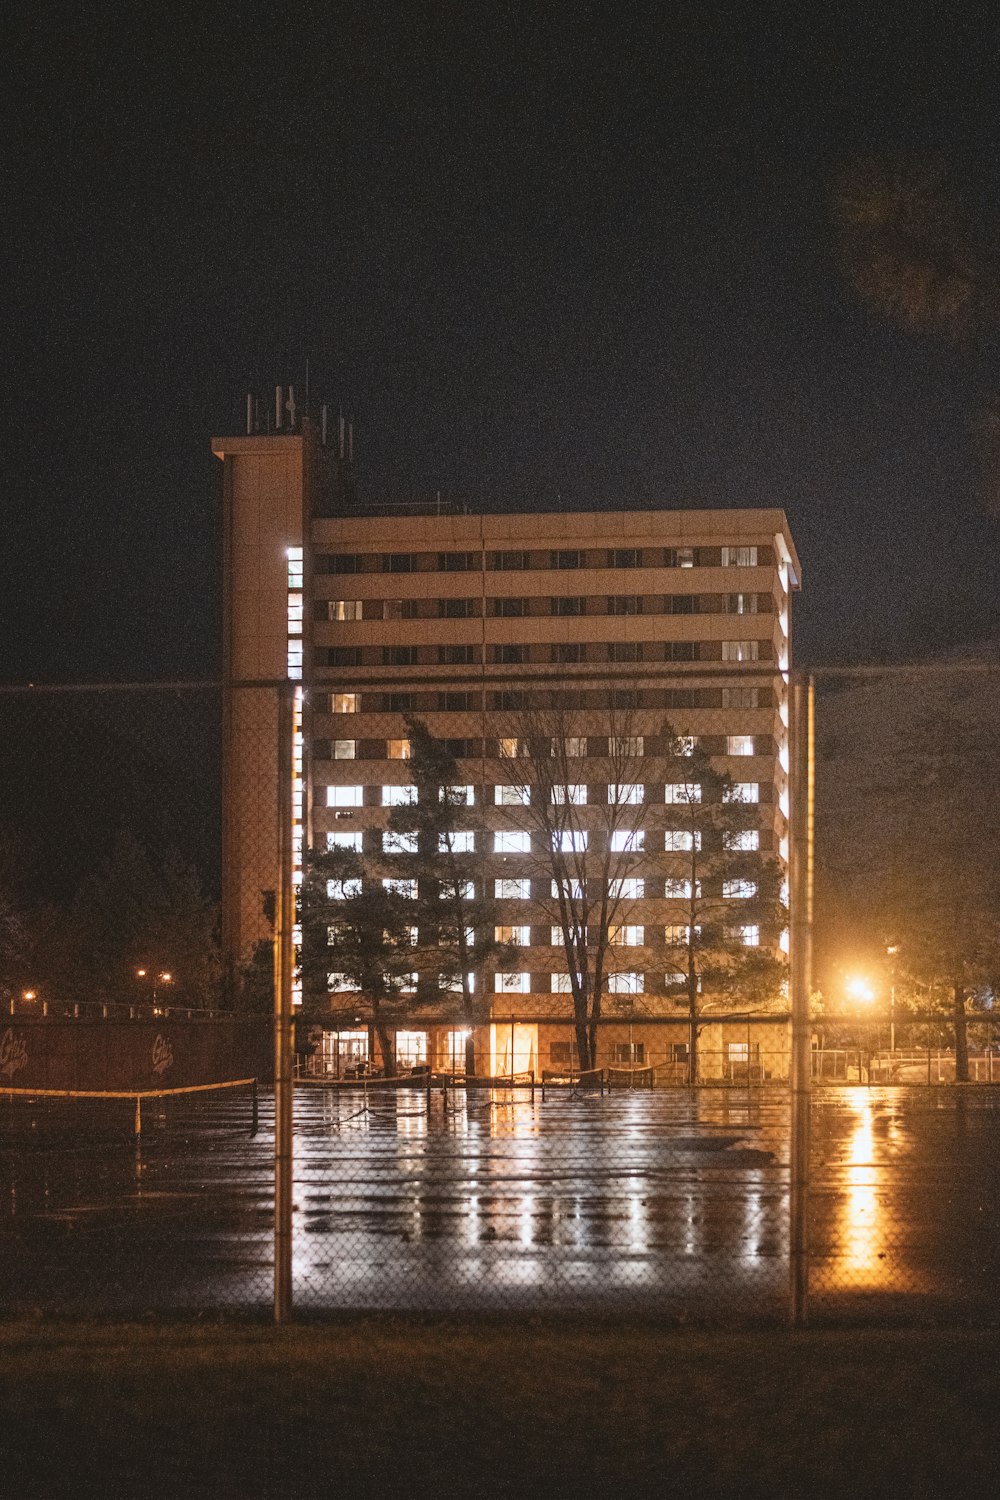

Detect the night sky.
[{"left": 5, "top": 2, "right": 999, "bottom": 684}]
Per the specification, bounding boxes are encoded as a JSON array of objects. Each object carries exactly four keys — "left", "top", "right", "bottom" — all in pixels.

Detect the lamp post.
[
  {"left": 845, "top": 975, "right": 876, "bottom": 1081},
  {"left": 885, "top": 944, "right": 900, "bottom": 1054}
]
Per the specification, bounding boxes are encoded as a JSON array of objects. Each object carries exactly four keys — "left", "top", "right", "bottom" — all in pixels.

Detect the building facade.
[{"left": 214, "top": 402, "right": 800, "bottom": 1080}]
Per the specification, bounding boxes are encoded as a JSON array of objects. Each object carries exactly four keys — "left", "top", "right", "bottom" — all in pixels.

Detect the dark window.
[
  {"left": 555, "top": 642, "right": 582, "bottom": 663},
  {"left": 610, "top": 548, "right": 639, "bottom": 568},
  {"left": 552, "top": 549, "right": 582, "bottom": 569},
  {"left": 444, "top": 738, "right": 478, "bottom": 757},
  {"left": 667, "top": 641, "right": 697, "bottom": 661},
  {"left": 383, "top": 553, "right": 413, "bottom": 573},
  {"left": 609, "top": 595, "right": 639, "bottom": 615},
  {"left": 385, "top": 645, "right": 417, "bottom": 666},
  {"left": 439, "top": 644, "right": 477, "bottom": 665},
  {"left": 442, "top": 691, "right": 476, "bottom": 711},
  {"left": 609, "top": 641, "right": 640, "bottom": 662},
  {"left": 668, "top": 594, "right": 695, "bottom": 614},
  {"left": 322, "top": 554, "right": 359, "bottom": 575},
  {"left": 495, "top": 644, "right": 526, "bottom": 664},
  {"left": 611, "top": 689, "right": 638, "bottom": 708},
  {"left": 494, "top": 597, "right": 527, "bottom": 617},
  {"left": 488, "top": 550, "right": 529, "bottom": 571},
  {"left": 387, "top": 692, "right": 414, "bottom": 712},
  {"left": 384, "top": 598, "right": 420, "bottom": 620},
  {"left": 439, "top": 598, "right": 475, "bottom": 618},
  {"left": 439, "top": 551, "right": 479, "bottom": 572},
  {"left": 611, "top": 1042, "right": 646, "bottom": 1065},
  {"left": 553, "top": 596, "right": 584, "bottom": 616},
  {"left": 326, "top": 647, "right": 361, "bottom": 667},
  {"left": 492, "top": 690, "right": 525, "bottom": 711},
  {"left": 313, "top": 739, "right": 331, "bottom": 759},
  {"left": 550, "top": 1041, "right": 579, "bottom": 1065}
]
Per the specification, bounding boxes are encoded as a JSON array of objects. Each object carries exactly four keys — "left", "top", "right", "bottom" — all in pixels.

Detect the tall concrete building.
[{"left": 214, "top": 397, "right": 800, "bottom": 1079}]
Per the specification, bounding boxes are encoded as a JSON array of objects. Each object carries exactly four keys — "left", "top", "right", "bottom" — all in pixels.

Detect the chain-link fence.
[{"left": 1, "top": 667, "right": 999, "bottom": 1324}]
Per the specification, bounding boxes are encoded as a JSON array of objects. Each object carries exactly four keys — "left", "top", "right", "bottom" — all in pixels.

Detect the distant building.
[{"left": 213, "top": 394, "right": 800, "bottom": 1078}]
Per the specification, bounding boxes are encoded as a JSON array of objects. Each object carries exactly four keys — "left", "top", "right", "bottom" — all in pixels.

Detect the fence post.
[
  {"left": 274, "top": 683, "right": 295, "bottom": 1324},
  {"left": 789, "top": 673, "right": 814, "bottom": 1327}
]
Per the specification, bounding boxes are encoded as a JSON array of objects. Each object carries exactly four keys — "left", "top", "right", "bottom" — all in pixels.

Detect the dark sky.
[{"left": 5, "top": 1, "right": 999, "bottom": 682}]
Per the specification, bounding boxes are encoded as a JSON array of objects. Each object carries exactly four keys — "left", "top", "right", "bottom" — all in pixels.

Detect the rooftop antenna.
[
  {"left": 320, "top": 403, "right": 329, "bottom": 446},
  {"left": 246, "top": 392, "right": 253, "bottom": 435},
  {"left": 338, "top": 411, "right": 345, "bottom": 460},
  {"left": 304, "top": 358, "right": 310, "bottom": 409},
  {"left": 347, "top": 419, "right": 353, "bottom": 464}
]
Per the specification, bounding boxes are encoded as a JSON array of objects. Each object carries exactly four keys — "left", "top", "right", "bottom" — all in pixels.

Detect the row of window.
[
  {"left": 327, "top": 828, "right": 761, "bottom": 853},
  {"left": 328, "top": 875, "right": 752, "bottom": 900},
  {"left": 321, "top": 737, "right": 763, "bottom": 762},
  {"left": 320, "top": 640, "right": 770, "bottom": 668},
  {"left": 327, "top": 776, "right": 760, "bottom": 807},
  {"left": 322, "top": 592, "right": 769, "bottom": 621},
  {"left": 328, "top": 960, "right": 756, "bottom": 996},
  {"left": 327, "top": 779, "right": 760, "bottom": 806},
  {"left": 325, "top": 690, "right": 769, "bottom": 717},
  {"left": 317, "top": 546, "right": 767, "bottom": 574}
]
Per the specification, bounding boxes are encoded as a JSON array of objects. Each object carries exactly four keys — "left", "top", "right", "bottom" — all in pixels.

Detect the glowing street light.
[{"left": 845, "top": 976, "right": 876, "bottom": 1005}]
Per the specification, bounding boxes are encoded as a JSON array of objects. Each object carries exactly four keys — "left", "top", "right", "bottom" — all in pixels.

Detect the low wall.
[{"left": 0, "top": 1017, "right": 271, "bottom": 1093}]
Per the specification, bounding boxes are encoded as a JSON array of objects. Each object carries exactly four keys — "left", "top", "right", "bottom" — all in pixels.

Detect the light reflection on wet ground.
[{"left": 1, "top": 1086, "right": 998, "bottom": 1322}]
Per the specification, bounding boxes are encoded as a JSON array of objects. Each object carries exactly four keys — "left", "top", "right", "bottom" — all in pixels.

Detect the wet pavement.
[{"left": 2, "top": 1085, "right": 999, "bottom": 1322}]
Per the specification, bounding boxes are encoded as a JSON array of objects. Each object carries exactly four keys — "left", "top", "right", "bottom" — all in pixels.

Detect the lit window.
[
  {"left": 727, "top": 782, "right": 759, "bottom": 803},
  {"left": 725, "top": 829, "right": 760, "bottom": 851},
  {"left": 609, "top": 878, "right": 643, "bottom": 899},
  {"left": 286, "top": 547, "right": 304, "bottom": 588},
  {"left": 551, "top": 878, "right": 584, "bottom": 900},
  {"left": 442, "top": 785, "right": 474, "bottom": 805},
  {"left": 326, "top": 877, "right": 362, "bottom": 899},
  {"left": 607, "top": 972, "right": 641, "bottom": 993},
  {"left": 496, "top": 972, "right": 530, "bottom": 993},
  {"left": 496, "top": 784, "right": 530, "bottom": 805},
  {"left": 608, "top": 783, "right": 642, "bottom": 804},
  {"left": 665, "top": 783, "right": 701, "bottom": 803},
  {"left": 565, "top": 737, "right": 587, "bottom": 756},
  {"left": 609, "top": 925, "right": 643, "bottom": 946},
  {"left": 554, "top": 830, "right": 588, "bottom": 852},
  {"left": 448, "top": 880, "right": 475, "bottom": 901},
  {"left": 610, "top": 736, "right": 643, "bottom": 757},
  {"left": 495, "top": 831, "right": 531, "bottom": 853},
  {"left": 396, "top": 1031, "right": 427, "bottom": 1067},
  {"left": 383, "top": 878, "right": 417, "bottom": 899},
  {"left": 665, "top": 830, "right": 701, "bottom": 851},
  {"left": 382, "top": 785, "right": 417, "bottom": 806},
  {"left": 329, "top": 600, "right": 362, "bottom": 621},
  {"left": 327, "top": 972, "right": 360, "bottom": 992},
  {"left": 331, "top": 693, "right": 358, "bottom": 713},
  {"left": 333, "top": 739, "right": 356, "bottom": 760},
  {"left": 727, "top": 736, "right": 755, "bottom": 757},
  {"left": 499, "top": 737, "right": 519, "bottom": 758},
  {"left": 383, "top": 830, "right": 418, "bottom": 854},
  {"left": 399, "top": 973, "right": 419, "bottom": 993},
  {"left": 665, "top": 924, "right": 697, "bottom": 944},
  {"left": 496, "top": 878, "right": 530, "bottom": 899},
  {"left": 440, "top": 831, "right": 475, "bottom": 853},
  {"left": 287, "top": 642, "right": 303, "bottom": 679},
  {"left": 665, "top": 878, "right": 699, "bottom": 898},
  {"left": 551, "top": 973, "right": 578, "bottom": 993},
  {"left": 722, "top": 640, "right": 761, "bottom": 662},
  {"left": 737, "top": 925, "right": 760, "bottom": 946},
  {"left": 327, "top": 785, "right": 363, "bottom": 807},
  {"left": 721, "top": 546, "right": 758, "bottom": 567},
  {"left": 552, "top": 784, "right": 587, "bottom": 804},
  {"left": 387, "top": 739, "right": 411, "bottom": 760},
  {"left": 665, "top": 971, "right": 688, "bottom": 988},
  {"left": 327, "top": 831, "right": 362, "bottom": 851},
  {"left": 724, "top": 880, "right": 757, "bottom": 899},
  {"left": 496, "top": 925, "right": 530, "bottom": 946},
  {"left": 287, "top": 596, "right": 304, "bottom": 634},
  {"left": 610, "top": 830, "right": 643, "bottom": 852}
]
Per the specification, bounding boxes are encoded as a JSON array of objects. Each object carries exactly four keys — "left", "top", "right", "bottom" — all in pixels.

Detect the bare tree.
[
  {"left": 658, "top": 733, "right": 787, "bottom": 1083},
  {"left": 496, "top": 696, "right": 650, "bottom": 1071}
]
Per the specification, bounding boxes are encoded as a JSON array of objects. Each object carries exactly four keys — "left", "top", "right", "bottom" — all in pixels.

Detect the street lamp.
[{"left": 885, "top": 944, "right": 900, "bottom": 1054}]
